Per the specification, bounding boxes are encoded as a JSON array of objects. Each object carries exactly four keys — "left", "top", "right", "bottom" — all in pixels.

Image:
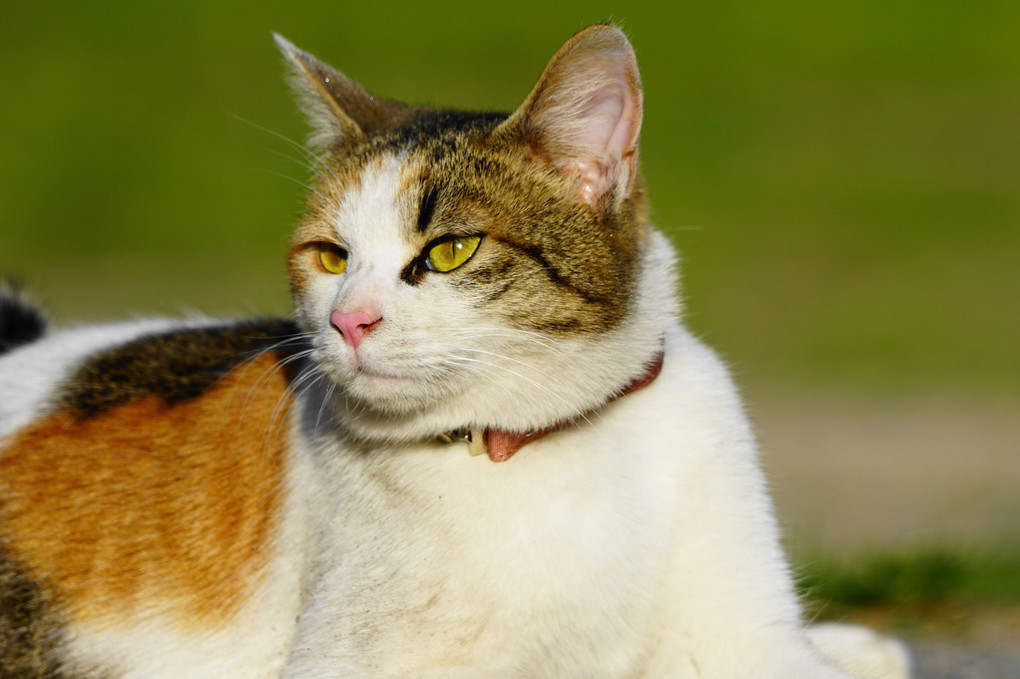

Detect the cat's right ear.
[
  {"left": 274, "top": 34, "right": 409, "bottom": 150},
  {"left": 495, "top": 25, "right": 643, "bottom": 215}
]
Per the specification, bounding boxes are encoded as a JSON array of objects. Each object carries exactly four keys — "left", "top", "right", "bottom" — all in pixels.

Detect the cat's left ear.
[
  {"left": 496, "top": 24, "right": 643, "bottom": 212},
  {"left": 274, "top": 34, "right": 410, "bottom": 150}
]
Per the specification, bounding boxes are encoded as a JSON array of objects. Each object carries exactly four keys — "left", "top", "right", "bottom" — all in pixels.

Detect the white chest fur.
[{"left": 282, "top": 325, "right": 821, "bottom": 679}]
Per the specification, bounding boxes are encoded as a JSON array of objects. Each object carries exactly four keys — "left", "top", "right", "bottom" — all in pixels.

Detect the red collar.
[{"left": 467, "top": 351, "right": 665, "bottom": 462}]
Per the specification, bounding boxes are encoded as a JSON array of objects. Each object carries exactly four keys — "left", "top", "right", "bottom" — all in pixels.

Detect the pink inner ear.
[
  {"left": 566, "top": 158, "right": 614, "bottom": 210},
  {"left": 529, "top": 47, "right": 642, "bottom": 211},
  {"left": 555, "top": 78, "right": 640, "bottom": 210},
  {"left": 577, "top": 81, "right": 632, "bottom": 158},
  {"left": 500, "top": 26, "right": 643, "bottom": 211}
]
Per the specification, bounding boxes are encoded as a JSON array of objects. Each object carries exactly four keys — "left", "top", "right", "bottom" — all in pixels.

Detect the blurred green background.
[{"left": 2, "top": 0, "right": 1018, "bottom": 573}]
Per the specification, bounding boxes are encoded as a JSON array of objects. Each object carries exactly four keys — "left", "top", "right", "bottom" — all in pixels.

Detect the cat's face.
[{"left": 280, "top": 27, "right": 663, "bottom": 432}]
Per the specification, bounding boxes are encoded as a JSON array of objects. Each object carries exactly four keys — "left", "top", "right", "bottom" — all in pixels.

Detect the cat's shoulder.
[
  {"left": 0, "top": 316, "right": 306, "bottom": 438},
  {"left": 659, "top": 324, "right": 744, "bottom": 404},
  {"left": 644, "top": 323, "right": 756, "bottom": 453}
]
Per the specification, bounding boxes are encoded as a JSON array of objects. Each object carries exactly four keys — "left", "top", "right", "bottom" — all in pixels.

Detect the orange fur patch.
[{"left": 0, "top": 353, "right": 293, "bottom": 628}]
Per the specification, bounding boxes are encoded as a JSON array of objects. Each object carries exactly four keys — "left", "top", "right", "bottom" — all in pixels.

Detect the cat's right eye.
[{"left": 317, "top": 244, "right": 347, "bottom": 275}]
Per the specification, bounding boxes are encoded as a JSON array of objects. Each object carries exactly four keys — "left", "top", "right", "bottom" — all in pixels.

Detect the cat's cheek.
[
  {"left": 292, "top": 295, "right": 331, "bottom": 336},
  {"left": 292, "top": 270, "right": 343, "bottom": 332}
]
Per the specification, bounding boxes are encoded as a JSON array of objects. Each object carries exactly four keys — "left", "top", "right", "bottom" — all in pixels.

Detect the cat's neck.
[{"left": 476, "top": 348, "right": 664, "bottom": 462}]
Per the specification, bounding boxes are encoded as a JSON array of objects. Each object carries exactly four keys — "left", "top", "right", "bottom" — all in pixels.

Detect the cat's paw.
[{"left": 807, "top": 622, "right": 913, "bottom": 679}]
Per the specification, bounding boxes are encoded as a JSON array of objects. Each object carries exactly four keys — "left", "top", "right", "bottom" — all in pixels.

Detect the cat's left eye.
[
  {"left": 426, "top": 236, "right": 481, "bottom": 273},
  {"left": 317, "top": 244, "right": 348, "bottom": 274}
]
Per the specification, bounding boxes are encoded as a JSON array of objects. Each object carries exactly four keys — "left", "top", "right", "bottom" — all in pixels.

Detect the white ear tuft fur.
[{"left": 499, "top": 25, "right": 643, "bottom": 212}]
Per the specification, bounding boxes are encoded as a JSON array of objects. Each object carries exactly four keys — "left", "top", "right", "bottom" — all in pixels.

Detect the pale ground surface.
[
  {"left": 752, "top": 390, "right": 1020, "bottom": 551},
  {"left": 751, "top": 390, "right": 1020, "bottom": 677}
]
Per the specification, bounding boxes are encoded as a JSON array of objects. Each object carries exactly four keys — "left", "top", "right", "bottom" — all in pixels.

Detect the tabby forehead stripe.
[
  {"left": 417, "top": 185, "right": 439, "bottom": 233},
  {"left": 0, "top": 351, "right": 294, "bottom": 627}
]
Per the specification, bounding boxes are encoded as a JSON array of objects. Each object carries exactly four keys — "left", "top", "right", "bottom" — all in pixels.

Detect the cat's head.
[{"left": 278, "top": 25, "right": 675, "bottom": 441}]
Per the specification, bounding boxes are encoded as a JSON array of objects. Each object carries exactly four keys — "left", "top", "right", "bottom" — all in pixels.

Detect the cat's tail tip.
[{"left": 0, "top": 281, "right": 46, "bottom": 356}]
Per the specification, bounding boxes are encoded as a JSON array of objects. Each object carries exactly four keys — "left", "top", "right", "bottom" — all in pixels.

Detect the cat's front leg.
[{"left": 807, "top": 622, "right": 913, "bottom": 679}]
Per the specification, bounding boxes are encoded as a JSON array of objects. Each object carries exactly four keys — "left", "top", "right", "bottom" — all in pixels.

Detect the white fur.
[
  {"left": 0, "top": 163, "right": 911, "bottom": 677},
  {"left": 809, "top": 624, "right": 913, "bottom": 679},
  {"left": 0, "top": 318, "right": 186, "bottom": 438},
  {"left": 280, "top": 327, "right": 909, "bottom": 678},
  {"left": 277, "top": 161, "right": 910, "bottom": 678}
]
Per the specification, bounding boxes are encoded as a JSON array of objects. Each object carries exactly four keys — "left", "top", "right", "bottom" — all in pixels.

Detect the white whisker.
[
  {"left": 245, "top": 167, "right": 318, "bottom": 193},
  {"left": 315, "top": 380, "right": 338, "bottom": 431},
  {"left": 435, "top": 326, "right": 571, "bottom": 358},
  {"left": 240, "top": 142, "right": 318, "bottom": 174},
  {"left": 242, "top": 346, "right": 316, "bottom": 414},
  {"left": 228, "top": 112, "right": 319, "bottom": 164}
]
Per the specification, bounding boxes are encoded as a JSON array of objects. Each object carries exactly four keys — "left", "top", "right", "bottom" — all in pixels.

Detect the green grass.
[
  {"left": 798, "top": 545, "right": 1020, "bottom": 620},
  {"left": 1, "top": 0, "right": 1018, "bottom": 394}
]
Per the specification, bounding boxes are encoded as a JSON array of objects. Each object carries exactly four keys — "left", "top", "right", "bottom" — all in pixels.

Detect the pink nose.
[{"left": 330, "top": 310, "right": 381, "bottom": 349}]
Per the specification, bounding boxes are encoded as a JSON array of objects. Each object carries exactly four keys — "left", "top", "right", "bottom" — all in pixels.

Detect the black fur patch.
[
  {"left": 0, "top": 288, "right": 46, "bottom": 356},
  {"left": 387, "top": 110, "right": 507, "bottom": 150},
  {"left": 0, "top": 543, "right": 71, "bottom": 679},
  {"left": 58, "top": 318, "right": 306, "bottom": 418}
]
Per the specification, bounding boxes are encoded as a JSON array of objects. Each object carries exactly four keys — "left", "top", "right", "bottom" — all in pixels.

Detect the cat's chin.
[
  {"left": 352, "top": 373, "right": 430, "bottom": 408},
  {"left": 339, "top": 368, "right": 457, "bottom": 415}
]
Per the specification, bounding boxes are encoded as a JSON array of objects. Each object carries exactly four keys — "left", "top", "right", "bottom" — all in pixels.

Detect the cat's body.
[{"left": 0, "top": 26, "right": 910, "bottom": 679}]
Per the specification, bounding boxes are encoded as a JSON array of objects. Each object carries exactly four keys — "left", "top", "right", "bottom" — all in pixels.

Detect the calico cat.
[{"left": 0, "top": 25, "right": 911, "bottom": 679}]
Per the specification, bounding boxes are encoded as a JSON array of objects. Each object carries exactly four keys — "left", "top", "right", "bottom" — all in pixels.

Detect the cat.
[{"left": 0, "top": 25, "right": 912, "bottom": 679}]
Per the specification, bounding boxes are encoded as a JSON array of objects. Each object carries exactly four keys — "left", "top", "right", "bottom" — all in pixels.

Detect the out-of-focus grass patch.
[
  {"left": 800, "top": 546, "right": 1020, "bottom": 609},
  {"left": 797, "top": 545, "right": 1020, "bottom": 637},
  {"left": 2, "top": 1, "right": 1018, "bottom": 395}
]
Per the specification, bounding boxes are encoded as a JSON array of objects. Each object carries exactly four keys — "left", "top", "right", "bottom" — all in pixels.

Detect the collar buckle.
[{"left": 438, "top": 428, "right": 488, "bottom": 457}]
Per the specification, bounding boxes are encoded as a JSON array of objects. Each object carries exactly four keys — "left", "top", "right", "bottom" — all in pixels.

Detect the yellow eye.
[
  {"left": 318, "top": 245, "right": 347, "bottom": 274},
  {"left": 427, "top": 236, "right": 481, "bottom": 273}
]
